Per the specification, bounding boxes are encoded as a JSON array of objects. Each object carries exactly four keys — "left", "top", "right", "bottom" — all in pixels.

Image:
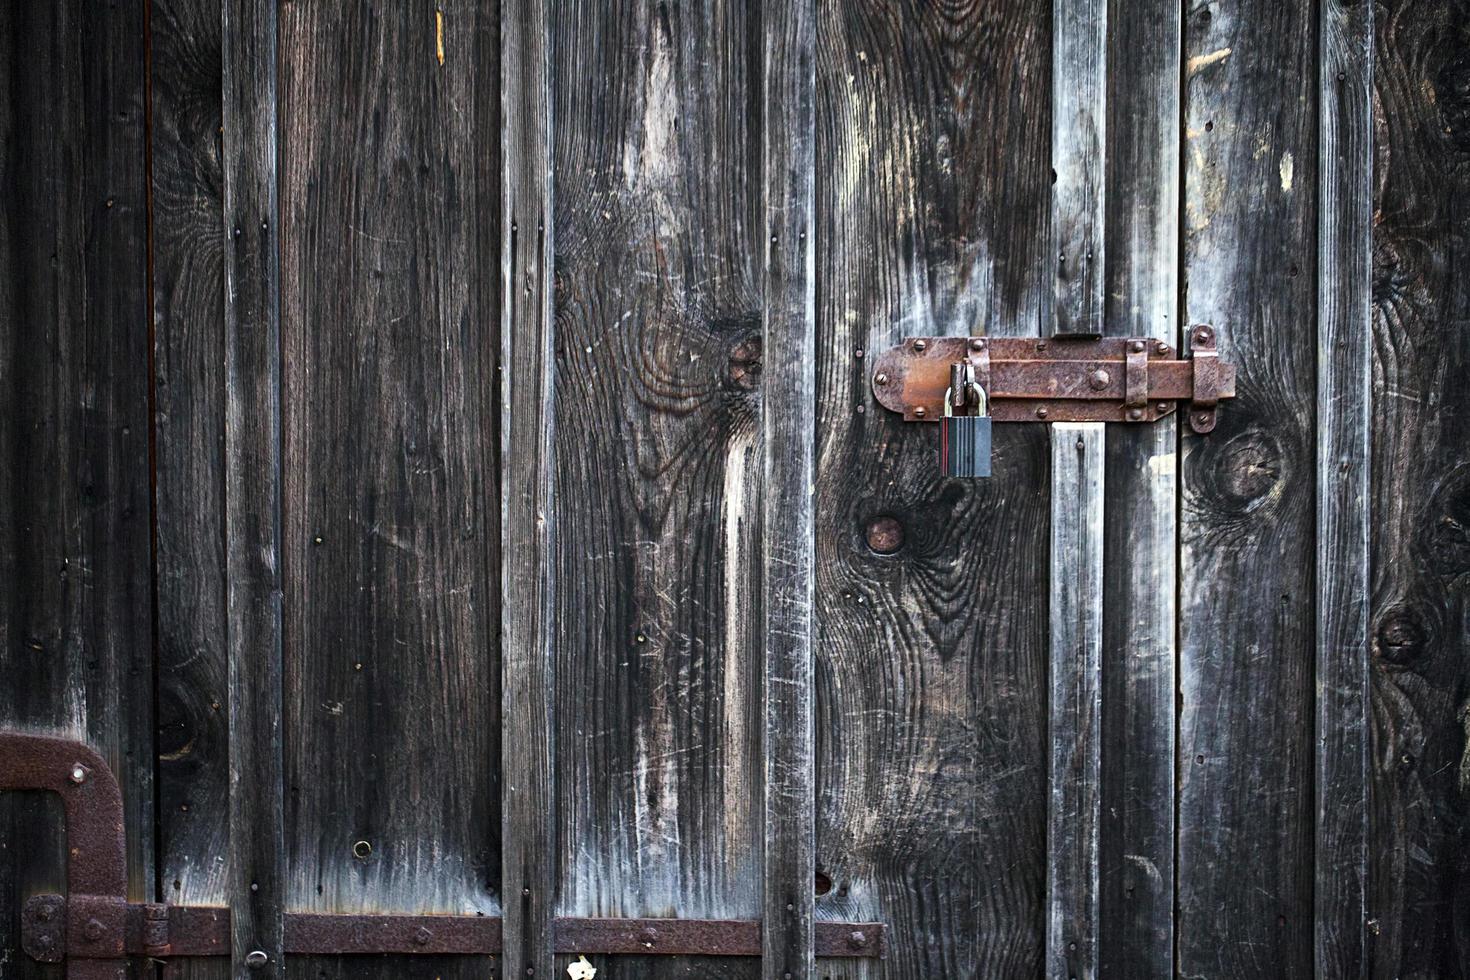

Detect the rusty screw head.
[
  {"left": 873, "top": 372, "right": 888, "bottom": 386},
  {"left": 1036, "top": 340, "right": 1049, "bottom": 351},
  {"left": 413, "top": 926, "right": 433, "bottom": 947},
  {"left": 1036, "top": 407, "right": 1049, "bottom": 419},
  {"left": 1088, "top": 369, "right": 1110, "bottom": 390},
  {"left": 865, "top": 515, "right": 904, "bottom": 555},
  {"left": 83, "top": 918, "right": 106, "bottom": 941},
  {"left": 639, "top": 927, "right": 659, "bottom": 947},
  {"left": 1158, "top": 402, "right": 1169, "bottom": 412},
  {"left": 69, "top": 764, "right": 86, "bottom": 784},
  {"left": 1127, "top": 408, "right": 1144, "bottom": 421},
  {"left": 246, "top": 950, "right": 269, "bottom": 968},
  {"left": 913, "top": 339, "right": 927, "bottom": 352},
  {"left": 1129, "top": 340, "right": 1145, "bottom": 353},
  {"left": 913, "top": 406, "right": 926, "bottom": 418},
  {"left": 1193, "top": 326, "right": 1213, "bottom": 344},
  {"left": 1156, "top": 342, "right": 1169, "bottom": 355},
  {"left": 36, "top": 904, "right": 55, "bottom": 923},
  {"left": 848, "top": 930, "right": 867, "bottom": 950},
  {"left": 970, "top": 337, "right": 987, "bottom": 350}
]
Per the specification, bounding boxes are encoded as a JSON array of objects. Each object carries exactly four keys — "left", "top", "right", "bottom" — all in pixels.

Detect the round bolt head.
[
  {"left": 1129, "top": 340, "right": 1145, "bottom": 353},
  {"left": 1088, "top": 369, "right": 1110, "bottom": 390},
  {"left": 873, "top": 372, "right": 888, "bottom": 386},
  {"left": 912, "top": 339, "right": 927, "bottom": 351},
  {"left": 1036, "top": 407, "right": 1049, "bottom": 419},
  {"left": 35, "top": 935, "right": 55, "bottom": 952},
  {"left": 246, "top": 949, "right": 269, "bottom": 968},
  {"left": 69, "top": 764, "right": 86, "bottom": 784},
  {"left": 970, "top": 337, "right": 987, "bottom": 350},
  {"left": 848, "top": 930, "right": 867, "bottom": 950},
  {"left": 84, "top": 918, "right": 106, "bottom": 941},
  {"left": 1156, "top": 342, "right": 1169, "bottom": 355},
  {"left": 414, "top": 926, "right": 433, "bottom": 946},
  {"left": 1158, "top": 402, "right": 1169, "bottom": 412},
  {"left": 913, "top": 406, "right": 926, "bottom": 417},
  {"left": 1127, "top": 408, "right": 1144, "bottom": 421},
  {"left": 36, "top": 904, "right": 55, "bottom": 923}
]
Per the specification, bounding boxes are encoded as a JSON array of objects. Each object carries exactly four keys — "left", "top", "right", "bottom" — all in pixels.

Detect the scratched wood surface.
[
  {"left": 274, "top": 2, "right": 501, "bottom": 977},
  {"left": 0, "top": 1, "right": 154, "bottom": 978},
  {"left": 811, "top": 1, "right": 1052, "bottom": 976},
  {"left": 9, "top": 1, "right": 1470, "bottom": 978},
  {"left": 1177, "top": 0, "right": 1320, "bottom": 975},
  {"left": 544, "top": 3, "right": 763, "bottom": 977},
  {"left": 1368, "top": 1, "right": 1470, "bottom": 974},
  {"left": 151, "top": 0, "right": 230, "bottom": 976},
  {"left": 1097, "top": 0, "right": 1180, "bottom": 973}
]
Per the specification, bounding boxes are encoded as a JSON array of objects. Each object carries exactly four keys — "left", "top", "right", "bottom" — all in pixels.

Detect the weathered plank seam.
[{"left": 1315, "top": 0, "right": 1373, "bottom": 973}]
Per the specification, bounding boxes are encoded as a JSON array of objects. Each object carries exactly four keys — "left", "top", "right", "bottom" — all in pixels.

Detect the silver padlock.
[{"left": 940, "top": 361, "right": 991, "bottom": 478}]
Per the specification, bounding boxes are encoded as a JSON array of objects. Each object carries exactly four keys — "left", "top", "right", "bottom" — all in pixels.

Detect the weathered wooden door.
[{"left": 2, "top": 0, "right": 1463, "bottom": 977}]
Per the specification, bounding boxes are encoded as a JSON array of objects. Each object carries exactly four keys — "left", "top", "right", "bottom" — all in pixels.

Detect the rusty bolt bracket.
[
  {"left": 870, "top": 330, "right": 1236, "bottom": 433},
  {"left": 5, "top": 731, "right": 885, "bottom": 968}
]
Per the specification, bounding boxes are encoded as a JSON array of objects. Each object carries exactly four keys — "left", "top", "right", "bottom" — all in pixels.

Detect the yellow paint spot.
[
  {"left": 1280, "top": 151, "right": 1294, "bottom": 192},
  {"left": 1187, "top": 47, "right": 1232, "bottom": 75},
  {"left": 436, "top": 9, "right": 445, "bottom": 66}
]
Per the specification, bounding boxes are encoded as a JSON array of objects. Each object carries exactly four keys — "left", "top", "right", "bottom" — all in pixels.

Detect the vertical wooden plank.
[
  {"left": 151, "top": 0, "right": 229, "bottom": 978},
  {"left": 1098, "top": 0, "right": 1179, "bottom": 972},
  {"left": 813, "top": 2, "right": 1052, "bottom": 976},
  {"left": 1177, "top": 0, "right": 1318, "bottom": 974},
  {"left": 1367, "top": 1, "right": 1470, "bottom": 974},
  {"left": 1052, "top": 0, "right": 1106, "bottom": 337},
  {"left": 274, "top": 3, "right": 501, "bottom": 977},
  {"left": 763, "top": 0, "right": 816, "bottom": 976},
  {"left": 0, "top": 0, "right": 154, "bottom": 972},
  {"left": 1049, "top": 0, "right": 1107, "bottom": 973},
  {"left": 1048, "top": 424, "right": 1104, "bottom": 980},
  {"left": 502, "top": 0, "right": 555, "bottom": 975},
  {"left": 221, "top": 0, "right": 285, "bottom": 970},
  {"left": 1316, "top": 0, "right": 1373, "bottom": 974},
  {"left": 546, "top": 2, "right": 762, "bottom": 977}
]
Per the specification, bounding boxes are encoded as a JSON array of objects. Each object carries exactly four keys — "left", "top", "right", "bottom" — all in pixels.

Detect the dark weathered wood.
[
  {"left": 1051, "top": 0, "right": 1105, "bottom": 338},
  {"left": 273, "top": 2, "right": 501, "bottom": 978},
  {"left": 1316, "top": 0, "right": 1374, "bottom": 974},
  {"left": 545, "top": 2, "right": 762, "bottom": 978},
  {"left": 1177, "top": 0, "right": 1318, "bottom": 974},
  {"left": 0, "top": 0, "right": 154, "bottom": 975},
  {"left": 812, "top": 2, "right": 1052, "bottom": 975},
  {"left": 1098, "top": 0, "right": 1179, "bottom": 972},
  {"left": 762, "top": 0, "right": 816, "bottom": 976},
  {"left": 502, "top": 0, "right": 556, "bottom": 976},
  {"left": 1367, "top": 1, "right": 1470, "bottom": 974},
  {"left": 221, "top": 0, "right": 285, "bottom": 971},
  {"left": 1047, "top": 0, "right": 1107, "bottom": 970},
  {"left": 150, "top": 1, "right": 228, "bottom": 978},
  {"left": 1048, "top": 424, "right": 1103, "bottom": 980}
]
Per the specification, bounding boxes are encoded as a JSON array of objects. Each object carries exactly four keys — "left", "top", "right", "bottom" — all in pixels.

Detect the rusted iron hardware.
[
  {"left": 871, "top": 326, "right": 1236, "bottom": 433},
  {"left": 1, "top": 732, "right": 884, "bottom": 970}
]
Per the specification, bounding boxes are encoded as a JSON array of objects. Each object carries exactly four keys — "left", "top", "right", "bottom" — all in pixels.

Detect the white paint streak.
[
  {"left": 1279, "top": 151, "right": 1295, "bottom": 192},
  {"left": 1187, "top": 47, "right": 1233, "bottom": 75}
]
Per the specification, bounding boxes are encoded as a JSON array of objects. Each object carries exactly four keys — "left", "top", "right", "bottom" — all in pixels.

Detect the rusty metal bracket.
[
  {"left": 871, "top": 329, "right": 1236, "bottom": 434},
  {"left": 1, "top": 731, "right": 885, "bottom": 968}
]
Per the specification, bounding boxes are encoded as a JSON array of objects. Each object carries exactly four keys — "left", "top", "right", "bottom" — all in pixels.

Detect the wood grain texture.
[
  {"left": 502, "top": 0, "right": 556, "bottom": 976},
  {"left": 762, "top": 0, "right": 816, "bottom": 975},
  {"left": 221, "top": 0, "right": 285, "bottom": 971},
  {"left": 812, "top": 1, "right": 1052, "bottom": 975},
  {"left": 1051, "top": 0, "right": 1106, "bottom": 337},
  {"left": 150, "top": 0, "right": 228, "bottom": 977},
  {"left": 1177, "top": 0, "right": 1318, "bottom": 974},
  {"left": 1367, "top": 1, "right": 1470, "bottom": 974},
  {"left": 275, "top": 2, "right": 501, "bottom": 978},
  {"left": 1048, "top": 423, "right": 1104, "bottom": 980},
  {"left": 1098, "top": 0, "right": 1179, "bottom": 973},
  {"left": 0, "top": 0, "right": 155, "bottom": 974},
  {"left": 1316, "top": 0, "right": 1373, "bottom": 974},
  {"left": 546, "top": 2, "right": 762, "bottom": 976}
]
